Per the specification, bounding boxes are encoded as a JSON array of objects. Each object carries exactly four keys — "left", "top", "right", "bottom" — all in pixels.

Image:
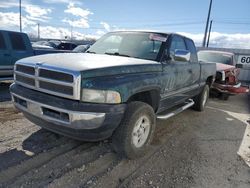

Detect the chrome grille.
[
  {"left": 14, "top": 63, "right": 81, "bottom": 100},
  {"left": 16, "top": 64, "right": 35, "bottom": 75},
  {"left": 15, "top": 74, "right": 35, "bottom": 86},
  {"left": 39, "top": 69, "right": 74, "bottom": 83}
]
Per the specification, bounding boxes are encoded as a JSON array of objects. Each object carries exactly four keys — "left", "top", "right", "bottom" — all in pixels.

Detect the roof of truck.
[
  {"left": 108, "top": 30, "right": 187, "bottom": 38},
  {"left": 198, "top": 50, "right": 235, "bottom": 56}
]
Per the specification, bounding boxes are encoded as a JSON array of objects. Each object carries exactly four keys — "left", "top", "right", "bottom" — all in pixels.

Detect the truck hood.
[{"left": 17, "top": 53, "right": 161, "bottom": 76}]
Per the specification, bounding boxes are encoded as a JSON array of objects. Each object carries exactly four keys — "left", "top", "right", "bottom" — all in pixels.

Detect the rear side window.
[
  {"left": 9, "top": 33, "right": 26, "bottom": 51},
  {"left": 0, "top": 33, "right": 6, "bottom": 49},
  {"left": 185, "top": 38, "right": 198, "bottom": 63}
]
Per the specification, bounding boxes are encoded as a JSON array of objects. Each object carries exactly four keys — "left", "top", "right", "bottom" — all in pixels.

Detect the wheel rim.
[
  {"left": 132, "top": 115, "right": 151, "bottom": 148},
  {"left": 202, "top": 88, "right": 208, "bottom": 107}
]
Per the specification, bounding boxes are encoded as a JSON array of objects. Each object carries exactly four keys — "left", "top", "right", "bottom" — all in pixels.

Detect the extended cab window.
[
  {"left": 185, "top": 38, "right": 198, "bottom": 63},
  {"left": 0, "top": 33, "right": 6, "bottom": 49},
  {"left": 9, "top": 33, "right": 26, "bottom": 51}
]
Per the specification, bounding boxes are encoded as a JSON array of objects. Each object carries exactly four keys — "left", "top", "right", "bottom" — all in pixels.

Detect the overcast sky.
[{"left": 0, "top": 0, "right": 250, "bottom": 48}]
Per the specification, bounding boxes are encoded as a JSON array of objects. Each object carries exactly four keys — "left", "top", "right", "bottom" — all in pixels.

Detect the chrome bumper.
[{"left": 11, "top": 93, "right": 106, "bottom": 130}]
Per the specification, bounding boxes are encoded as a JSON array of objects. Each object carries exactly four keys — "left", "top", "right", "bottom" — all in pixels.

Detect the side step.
[
  {"left": 157, "top": 99, "right": 194, "bottom": 120},
  {"left": 0, "top": 77, "right": 13, "bottom": 81}
]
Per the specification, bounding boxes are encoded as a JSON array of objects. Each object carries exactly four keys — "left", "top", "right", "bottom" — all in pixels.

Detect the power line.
[{"left": 214, "top": 21, "right": 250, "bottom": 25}]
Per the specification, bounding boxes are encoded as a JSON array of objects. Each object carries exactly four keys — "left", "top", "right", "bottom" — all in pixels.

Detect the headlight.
[{"left": 81, "top": 89, "right": 121, "bottom": 104}]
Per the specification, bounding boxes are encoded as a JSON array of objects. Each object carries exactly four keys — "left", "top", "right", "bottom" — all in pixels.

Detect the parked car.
[
  {"left": 10, "top": 31, "right": 216, "bottom": 158},
  {"left": 0, "top": 30, "right": 71, "bottom": 81},
  {"left": 56, "top": 42, "right": 77, "bottom": 50},
  {"left": 198, "top": 50, "right": 249, "bottom": 100},
  {"left": 73, "top": 44, "right": 90, "bottom": 53},
  {"left": 32, "top": 41, "right": 57, "bottom": 49}
]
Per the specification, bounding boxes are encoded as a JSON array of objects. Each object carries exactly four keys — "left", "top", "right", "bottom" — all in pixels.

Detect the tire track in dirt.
[
  {"left": 0, "top": 140, "right": 82, "bottom": 186},
  {"left": 8, "top": 143, "right": 98, "bottom": 187},
  {"left": 48, "top": 152, "right": 117, "bottom": 188}
]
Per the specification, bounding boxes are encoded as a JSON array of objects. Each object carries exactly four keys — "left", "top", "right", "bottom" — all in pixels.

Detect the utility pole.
[
  {"left": 37, "top": 23, "right": 40, "bottom": 39},
  {"left": 202, "top": 0, "right": 212, "bottom": 47},
  {"left": 19, "top": 0, "right": 22, "bottom": 32},
  {"left": 206, "top": 20, "right": 213, "bottom": 47}
]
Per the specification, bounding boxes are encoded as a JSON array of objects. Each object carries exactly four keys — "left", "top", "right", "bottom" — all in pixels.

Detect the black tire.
[
  {"left": 192, "top": 84, "right": 209, "bottom": 111},
  {"left": 112, "top": 101, "right": 156, "bottom": 159}
]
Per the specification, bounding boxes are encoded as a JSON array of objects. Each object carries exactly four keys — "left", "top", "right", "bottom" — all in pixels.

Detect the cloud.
[
  {"left": 24, "top": 4, "right": 51, "bottom": 22},
  {"left": 178, "top": 32, "right": 250, "bottom": 49},
  {"left": 64, "top": 3, "right": 92, "bottom": 18},
  {"left": 63, "top": 3, "right": 92, "bottom": 29},
  {"left": 0, "top": 12, "right": 36, "bottom": 29},
  {"left": 0, "top": 3, "right": 52, "bottom": 30},
  {"left": 100, "top": 22, "right": 110, "bottom": 32},
  {"left": 30, "top": 25, "right": 97, "bottom": 40},
  {"left": 0, "top": 0, "right": 19, "bottom": 8},
  {"left": 24, "top": 4, "right": 52, "bottom": 22},
  {"left": 96, "top": 30, "right": 106, "bottom": 36},
  {"left": 62, "top": 18, "right": 89, "bottom": 28}
]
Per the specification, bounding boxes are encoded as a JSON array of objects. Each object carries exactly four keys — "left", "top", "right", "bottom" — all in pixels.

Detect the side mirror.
[{"left": 174, "top": 49, "right": 191, "bottom": 62}]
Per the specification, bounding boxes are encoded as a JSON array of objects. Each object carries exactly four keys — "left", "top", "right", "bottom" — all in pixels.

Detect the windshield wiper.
[
  {"left": 105, "top": 52, "right": 130, "bottom": 57},
  {"left": 86, "top": 50, "right": 96, "bottom": 54}
]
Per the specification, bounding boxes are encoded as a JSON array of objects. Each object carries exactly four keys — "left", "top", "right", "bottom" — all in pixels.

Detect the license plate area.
[{"left": 42, "top": 107, "right": 70, "bottom": 123}]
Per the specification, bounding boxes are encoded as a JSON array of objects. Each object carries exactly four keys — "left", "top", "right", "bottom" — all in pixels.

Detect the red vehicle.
[{"left": 198, "top": 50, "right": 249, "bottom": 100}]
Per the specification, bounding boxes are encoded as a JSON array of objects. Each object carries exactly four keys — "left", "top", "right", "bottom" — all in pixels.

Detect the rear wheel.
[
  {"left": 193, "top": 84, "right": 209, "bottom": 111},
  {"left": 112, "top": 101, "right": 156, "bottom": 159}
]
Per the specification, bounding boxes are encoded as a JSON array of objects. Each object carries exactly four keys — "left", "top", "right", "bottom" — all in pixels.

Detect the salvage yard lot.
[{"left": 0, "top": 85, "right": 249, "bottom": 187}]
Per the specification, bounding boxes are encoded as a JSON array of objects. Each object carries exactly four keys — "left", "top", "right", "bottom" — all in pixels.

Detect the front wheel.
[
  {"left": 111, "top": 101, "right": 156, "bottom": 159},
  {"left": 192, "top": 84, "right": 209, "bottom": 111}
]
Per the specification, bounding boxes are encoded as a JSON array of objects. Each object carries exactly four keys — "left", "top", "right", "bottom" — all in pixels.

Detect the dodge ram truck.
[{"left": 10, "top": 31, "right": 216, "bottom": 159}]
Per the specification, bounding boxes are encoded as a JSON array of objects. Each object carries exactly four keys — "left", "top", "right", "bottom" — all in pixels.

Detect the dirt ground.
[{"left": 0, "top": 85, "right": 249, "bottom": 188}]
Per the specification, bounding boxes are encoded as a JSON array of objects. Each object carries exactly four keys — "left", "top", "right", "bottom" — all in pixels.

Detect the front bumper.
[
  {"left": 212, "top": 82, "right": 249, "bottom": 94},
  {"left": 10, "top": 84, "right": 126, "bottom": 141}
]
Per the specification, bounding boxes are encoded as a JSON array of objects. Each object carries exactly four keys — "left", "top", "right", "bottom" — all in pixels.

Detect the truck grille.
[{"left": 14, "top": 63, "right": 81, "bottom": 100}]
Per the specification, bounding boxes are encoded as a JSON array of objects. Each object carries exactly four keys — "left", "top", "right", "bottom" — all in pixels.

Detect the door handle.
[
  {"left": 4, "top": 53, "right": 11, "bottom": 57},
  {"left": 188, "top": 69, "right": 193, "bottom": 73}
]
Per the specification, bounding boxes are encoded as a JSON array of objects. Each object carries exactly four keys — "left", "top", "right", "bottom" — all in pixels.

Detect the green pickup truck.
[
  {"left": 0, "top": 30, "right": 69, "bottom": 81},
  {"left": 10, "top": 31, "right": 216, "bottom": 158}
]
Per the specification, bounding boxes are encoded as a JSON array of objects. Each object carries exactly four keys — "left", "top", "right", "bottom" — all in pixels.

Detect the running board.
[
  {"left": 157, "top": 99, "right": 194, "bottom": 120},
  {"left": 0, "top": 77, "right": 13, "bottom": 81}
]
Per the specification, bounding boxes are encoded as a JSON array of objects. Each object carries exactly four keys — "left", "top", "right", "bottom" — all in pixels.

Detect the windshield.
[
  {"left": 198, "top": 51, "right": 233, "bottom": 65},
  {"left": 87, "top": 32, "right": 166, "bottom": 61}
]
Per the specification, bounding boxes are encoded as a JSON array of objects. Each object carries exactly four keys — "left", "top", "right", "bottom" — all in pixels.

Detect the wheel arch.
[
  {"left": 206, "top": 76, "right": 214, "bottom": 87},
  {"left": 127, "top": 87, "right": 161, "bottom": 112}
]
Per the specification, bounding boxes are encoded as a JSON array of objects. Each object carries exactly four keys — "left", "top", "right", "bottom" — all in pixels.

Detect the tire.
[
  {"left": 192, "top": 84, "right": 209, "bottom": 111},
  {"left": 112, "top": 101, "right": 156, "bottom": 159}
]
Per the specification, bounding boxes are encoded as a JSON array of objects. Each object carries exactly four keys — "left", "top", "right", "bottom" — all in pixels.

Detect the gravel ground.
[{"left": 0, "top": 87, "right": 249, "bottom": 188}]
